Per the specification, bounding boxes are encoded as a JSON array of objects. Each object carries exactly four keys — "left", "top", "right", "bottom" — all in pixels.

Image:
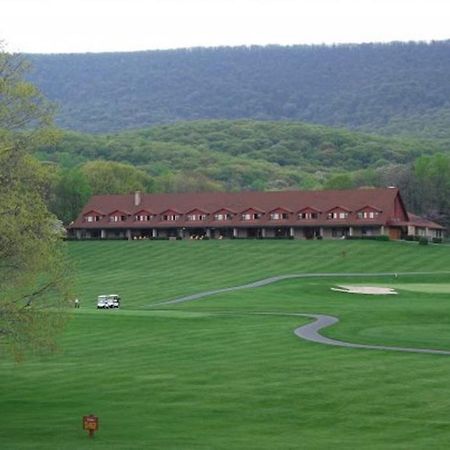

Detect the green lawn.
[{"left": 1, "top": 240, "right": 450, "bottom": 449}]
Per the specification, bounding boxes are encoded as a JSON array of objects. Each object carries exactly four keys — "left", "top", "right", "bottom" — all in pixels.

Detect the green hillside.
[
  {"left": 39, "top": 120, "right": 448, "bottom": 191},
  {"left": 28, "top": 41, "right": 450, "bottom": 138},
  {"left": 68, "top": 240, "right": 450, "bottom": 307},
  {"left": 1, "top": 240, "right": 450, "bottom": 449}
]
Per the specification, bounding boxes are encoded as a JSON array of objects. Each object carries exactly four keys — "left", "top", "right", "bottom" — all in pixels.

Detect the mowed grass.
[
  {"left": 1, "top": 240, "right": 450, "bottom": 449},
  {"left": 69, "top": 239, "right": 450, "bottom": 307}
]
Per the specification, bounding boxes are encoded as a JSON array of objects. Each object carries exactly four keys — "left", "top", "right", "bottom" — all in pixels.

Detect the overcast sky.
[{"left": 1, "top": 0, "right": 449, "bottom": 54}]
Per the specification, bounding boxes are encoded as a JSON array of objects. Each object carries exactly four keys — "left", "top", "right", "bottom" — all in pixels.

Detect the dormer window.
[
  {"left": 214, "top": 212, "right": 232, "bottom": 221},
  {"left": 269, "top": 208, "right": 290, "bottom": 220},
  {"left": 135, "top": 214, "right": 152, "bottom": 222},
  {"left": 109, "top": 214, "right": 127, "bottom": 222},
  {"left": 186, "top": 209, "right": 208, "bottom": 221},
  {"left": 357, "top": 211, "right": 379, "bottom": 219},
  {"left": 85, "top": 215, "right": 101, "bottom": 222},
  {"left": 108, "top": 210, "right": 128, "bottom": 222},
  {"left": 213, "top": 209, "right": 234, "bottom": 221},
  {"left": 328, "top": 211, "right": 348, "bottom": 219},
  {"left": 298, "top": 207, "right": 320, "bottom": 220},
  {"left": 134, "top": 210, "right": 153, "bottom": 222},
  {"left": 162, "top": 214, "right": 180, "bottom": 221},
  {"left": 356, "top": 206, "right": 381, "bottom": 219},
  {"left": 83, "top": 210, "right": 103, "bottom": 223},
  {"left": 161, "top": 210, "right": 181, "bottom": 221},
  {"left": 270, "top": 212, "right": 287, "bottom": 220},
  {"left": 241, "top": 209, "right": 263, "bottom": 221},
  {"left": 327, "top": 207, "right": 350, "bottom": 220}
]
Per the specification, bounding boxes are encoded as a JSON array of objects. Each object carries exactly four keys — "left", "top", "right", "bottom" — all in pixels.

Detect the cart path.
[
  {"left": 149, "top": 271, "right": 450, "bottom": 356},
  {"left": 291, "top": 313, "right": 450, "bottom": 356},
  {"left": 150, "top": 271, "right": 450, "bottom": 306}
]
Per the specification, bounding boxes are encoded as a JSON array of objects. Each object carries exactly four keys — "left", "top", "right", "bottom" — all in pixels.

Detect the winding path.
[
  {"left": 292, "top": 313, "right": 450, "bottom": 356},
  {"left": 150, "top": 271, "right": 450, "bottom": 356}
]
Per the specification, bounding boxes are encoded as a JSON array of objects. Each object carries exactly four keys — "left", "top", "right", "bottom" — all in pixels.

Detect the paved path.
[
  {"left": 151, "top": 271, "right": 450, "bottom": 307},
  {"left": 292, "top": 313, "right": 450, "bottom": 356},
  {"left": 150, "top": 271, "right": 450, "bottom": 356}
]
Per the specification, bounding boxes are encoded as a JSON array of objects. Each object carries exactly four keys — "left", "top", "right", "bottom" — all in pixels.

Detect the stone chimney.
[{"left": 134, "top": 191, "right": 142, "bottom": 207}]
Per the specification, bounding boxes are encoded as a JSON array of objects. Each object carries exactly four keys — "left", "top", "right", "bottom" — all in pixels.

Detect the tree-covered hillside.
[
  {"left": 28, "top": 41, "right": 450, "bottom": 137},
  {"left": 38, "top": 120, "right": 450, "bottom": 226},
  {"left": 38, "top": 120, "right": 446, "bottom": 186}
]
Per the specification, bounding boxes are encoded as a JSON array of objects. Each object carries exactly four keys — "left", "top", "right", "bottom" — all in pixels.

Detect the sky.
[{"left": 1, "top": 0, "right": 449, "bottom": 54}]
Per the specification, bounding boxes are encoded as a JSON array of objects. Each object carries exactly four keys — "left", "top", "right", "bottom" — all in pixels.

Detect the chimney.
[{"left": 134, "top": 191, "right": 142, "bottom": 207}]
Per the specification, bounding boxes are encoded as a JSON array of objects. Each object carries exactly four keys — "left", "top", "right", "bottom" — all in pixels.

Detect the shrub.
[
  {"left": 346, "top": 235, "right": 390, "bottom": 241},
  {"left": 419, "top": 236, "right": 429, "bottom": 245}
]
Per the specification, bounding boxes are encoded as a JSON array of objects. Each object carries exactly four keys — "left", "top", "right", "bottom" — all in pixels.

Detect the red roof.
[
  {"left": 70, "top": 187, "right": 415, "bottom": 229},
  {"left": 406, "top": 213, "right": 445, "bottom": 230}
]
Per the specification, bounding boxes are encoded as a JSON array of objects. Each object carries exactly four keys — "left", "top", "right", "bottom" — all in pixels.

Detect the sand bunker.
[{"left": 331, "top": 285, "right": 398, "bottom": 295}]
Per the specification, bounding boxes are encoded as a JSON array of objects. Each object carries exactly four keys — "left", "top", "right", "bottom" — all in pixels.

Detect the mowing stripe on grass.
[
  {"left": 150, "top": 271, "right": 450, "bottom": 307},
  {"left": 151, "top": 272, "right": 450, "bottom": 356}
]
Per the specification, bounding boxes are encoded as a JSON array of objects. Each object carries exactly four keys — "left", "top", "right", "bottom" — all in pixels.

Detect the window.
[
  {"left": 327, "top": 211, "right": 348, "bottom": 219},
  {"left": 298, "top": 212, "right": 318, "bottom": 220},
  {"left": 241, "top": 212, "right": 262, "bottom": 221},
  {"left": 270, "top": 212, "right": 288, "bottom": 220},
  {"left": 162, "top": 214, "right": 180, "bottom": 221},
  {"left": 357, "top": 211, "right": 379, "bottom": 219},
  {"left": 214, "top": 212, "right": 232, "bottom": 221},
  {"left": 187, "top": 213, "right": 207, "bottom": 221},
  {"left": 109, "top": 215, "right": 126, "bottom": 222},
  {"left": 84, "top": 214, "right": 101, "bottom": 222},
  {"left": 135, "top": 214, "right": 152, "bottom": 222}
]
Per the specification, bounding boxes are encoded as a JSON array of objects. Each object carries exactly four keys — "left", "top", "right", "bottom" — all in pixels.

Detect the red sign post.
[{"left": 83, "top": 414, "right": 99, "bottom": 438}]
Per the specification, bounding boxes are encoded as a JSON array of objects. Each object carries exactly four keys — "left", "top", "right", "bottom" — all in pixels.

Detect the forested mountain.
[{"left": 28, "top": 41, "right": 450, "bottom": 137}]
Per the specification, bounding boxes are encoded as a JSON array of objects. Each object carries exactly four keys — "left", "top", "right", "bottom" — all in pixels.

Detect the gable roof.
[{"left": 70, "top": 187, "right": 409, "bottom": 228}]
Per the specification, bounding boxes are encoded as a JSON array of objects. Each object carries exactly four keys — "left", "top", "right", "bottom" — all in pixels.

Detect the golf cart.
[
  {"left": 97, "top": 294, "right": 121, "bottom": 309},
  {"left": 97, "top": 295, "right": 109, "bottom": 309},
  {"left": 107, "top": 294, "right": 121, "bottom": 308}
]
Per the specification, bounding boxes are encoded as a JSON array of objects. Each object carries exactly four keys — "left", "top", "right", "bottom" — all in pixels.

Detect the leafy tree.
[
  {"left": 323, "top": 173, "right": 354, "bottom": 190},
  {"left": 49, "top": 167, "right": 92, "bottom": 225},
  {"left": 414, "top": 153, "right": 450, "bottom": 225},
  {"left": 81, "top": 160, "right": 154, "bottom": 194},
  {"left": 0, "top": 45, "right": 70, "bottom": 359}
]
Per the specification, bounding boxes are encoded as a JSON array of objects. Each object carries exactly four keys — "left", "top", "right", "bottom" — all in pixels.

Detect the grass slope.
[
  {"left": 0, "top": 240, "right": 450, "bottom": 449},
  {"left": 69, "top": 240, "right": 450, "bottom": 307}
]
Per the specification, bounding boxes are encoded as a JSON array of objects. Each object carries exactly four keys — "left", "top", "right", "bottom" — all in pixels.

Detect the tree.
[
  {"left": 49, "top": 166, "right": 92, "bottom": 225},
  {"left": 0, "top": 45, "right": 70, "bottom": 359},
  {"left": 81, "top": 160, "right": 154, "bottom": 195},
  {"left": 414, "top": 153, "right": 450, "bottom": 225},
  {"left": 323, "top": 173, "right": 354, "bottom": 190}
]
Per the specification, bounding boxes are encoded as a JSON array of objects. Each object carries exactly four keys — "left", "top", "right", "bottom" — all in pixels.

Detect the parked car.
[{"left": 97, "top": 295, "right": 109, "bottom": 309}]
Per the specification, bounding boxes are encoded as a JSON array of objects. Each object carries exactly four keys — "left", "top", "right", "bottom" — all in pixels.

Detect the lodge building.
[{"left": 68, "top": 187, "right": 444, "bottom": 240}]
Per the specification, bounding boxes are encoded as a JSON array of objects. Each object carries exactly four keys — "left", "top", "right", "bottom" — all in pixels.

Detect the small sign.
[{"left": 83, "top": 414, "right": 99, "bottom": 438}]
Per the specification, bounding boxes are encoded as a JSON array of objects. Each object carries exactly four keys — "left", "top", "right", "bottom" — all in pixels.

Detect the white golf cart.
[
  {"left": 107, "top": 294, "right": 121, "bottom": 308},
  {"left": 97, "top": 295, "right": 109, "bottom": 309},
  {"left": 96, "top": 294, "right": 121, "bottom": 309}
]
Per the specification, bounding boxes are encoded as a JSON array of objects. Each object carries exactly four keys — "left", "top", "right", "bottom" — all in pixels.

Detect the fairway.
[{"left": 1, "top": 240, "right": 450, "bottom": 449}]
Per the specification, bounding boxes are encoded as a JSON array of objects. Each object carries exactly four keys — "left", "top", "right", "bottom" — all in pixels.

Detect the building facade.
[{"left": 68, "top": 188, "right": 444, "bottom": 240}]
